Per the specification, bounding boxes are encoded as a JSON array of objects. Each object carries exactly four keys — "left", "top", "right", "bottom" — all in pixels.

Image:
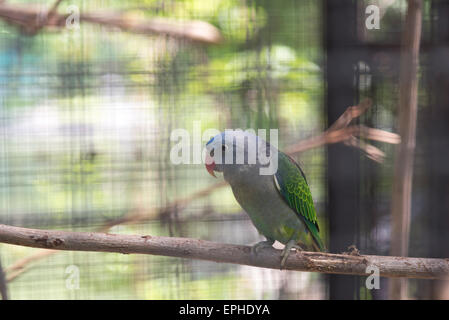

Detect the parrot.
[{"left": 205, "top": 130, "right": 325, "bottom": 268}]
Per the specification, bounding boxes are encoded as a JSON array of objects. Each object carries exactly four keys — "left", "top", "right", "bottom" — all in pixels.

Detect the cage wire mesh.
[
  {"left": 0, "top": 0, "right": 326, "bottom": 299},
  {"left": 1, "top": 0, "right": 443, "bottom": 300}
]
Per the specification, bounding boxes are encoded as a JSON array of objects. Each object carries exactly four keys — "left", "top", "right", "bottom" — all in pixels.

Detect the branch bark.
[
  {"left": 284, "top": 98, "right": 400, "bottom": 162},
  {"left": 0, "top": 224, "right": 448, "bottom": 280},
  {"left": 0, "top": 3, "right": 223, "bottom": 44}
]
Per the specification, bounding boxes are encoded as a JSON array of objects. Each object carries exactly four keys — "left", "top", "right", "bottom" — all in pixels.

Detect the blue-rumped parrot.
[{"left": 205, "top": 131, "right": 325, "bottom": 267}]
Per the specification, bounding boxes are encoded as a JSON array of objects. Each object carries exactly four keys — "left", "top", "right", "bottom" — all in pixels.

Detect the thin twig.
[
  {"left": 285, "top": 98, "right": 400, "bottom": 162},
  {"left": 5, "top": 249, "right": 55, "bottom": 282},
  {"left": 328, "top": 98, "right": 372, "bottom": 131},
  {"left": 33, "top": 0, "right": 64, "bottom": 33},
  {"left": 0, "top": 252, "right": 8, "bottom": 300}
]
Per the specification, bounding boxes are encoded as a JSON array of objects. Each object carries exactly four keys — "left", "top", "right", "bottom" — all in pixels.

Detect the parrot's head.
[{"left": 205, "top": 131, "right": 275, "bottom": 179}]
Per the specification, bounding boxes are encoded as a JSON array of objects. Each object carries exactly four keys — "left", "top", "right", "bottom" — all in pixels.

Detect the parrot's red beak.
[{"left": 205, "top": 154, "right": 216, "bottom": 178}]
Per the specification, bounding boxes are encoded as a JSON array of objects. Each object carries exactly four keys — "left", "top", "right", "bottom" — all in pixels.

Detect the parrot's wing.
[{"left": 273, "top": 152, "right": 325, "bottom": 251}]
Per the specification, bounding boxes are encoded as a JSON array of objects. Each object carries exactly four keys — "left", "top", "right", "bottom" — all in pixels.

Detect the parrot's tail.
[
  {"left": 305, "top": 220, "right": 326, "bottom": 252},
  {"left": 311, "top": 234, "right": 326, "bottom": 252}
]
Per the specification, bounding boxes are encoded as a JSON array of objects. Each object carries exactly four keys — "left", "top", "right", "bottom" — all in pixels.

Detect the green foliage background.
[{"left": 0, "top": 0, "right": 328, "bottom": 299}]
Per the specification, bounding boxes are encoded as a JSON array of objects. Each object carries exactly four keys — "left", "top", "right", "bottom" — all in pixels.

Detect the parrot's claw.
[
  {"left": 251, "top": 240, "right": 275, "bottom": 256},
  {"left": 280, "top": 240, "right": 304, "bottom": 269}
]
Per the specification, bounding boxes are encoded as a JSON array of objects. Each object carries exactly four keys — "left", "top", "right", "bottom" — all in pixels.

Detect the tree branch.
[
  {"left": 0, "top": 224, "right": 448, "bottom": 280},
  {"left": 284, "top": 98, "right": 400, "bottom": 162},
  {"left": 0, "top": 2, "right": 223, "bottom": 44}
]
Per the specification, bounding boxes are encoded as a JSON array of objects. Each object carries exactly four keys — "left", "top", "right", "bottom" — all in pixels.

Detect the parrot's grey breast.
[{"left": 224, "top": 164, "right": 306, "bottom": 244}]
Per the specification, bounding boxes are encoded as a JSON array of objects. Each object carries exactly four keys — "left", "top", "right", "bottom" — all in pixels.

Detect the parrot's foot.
[
  {"left": 280, "top": 240, "right": 304, "bottom": 269},
  {"left": 251, "top": 239, "right": 275, "bottom": 256}
]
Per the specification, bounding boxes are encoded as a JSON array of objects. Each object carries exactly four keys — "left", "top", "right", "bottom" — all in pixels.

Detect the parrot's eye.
[
  {"left": 222, "top": 145, "right": 227, "bottom": 152},
  {"left": 210, "top": 149, "right": 214, "bottom": 157}
]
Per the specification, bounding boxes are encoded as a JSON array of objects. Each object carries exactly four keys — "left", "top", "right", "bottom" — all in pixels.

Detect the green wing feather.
[{"left": 274, "top": 152, "right": 325, "bottom": 251}]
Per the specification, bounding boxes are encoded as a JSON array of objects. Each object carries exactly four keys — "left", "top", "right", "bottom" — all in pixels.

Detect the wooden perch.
[
  {"left": 0, "top": 2, "right": 223, "bottom": 44},
  {"left": 0, "top": 224, "right": 448, "bottom": 280}
]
